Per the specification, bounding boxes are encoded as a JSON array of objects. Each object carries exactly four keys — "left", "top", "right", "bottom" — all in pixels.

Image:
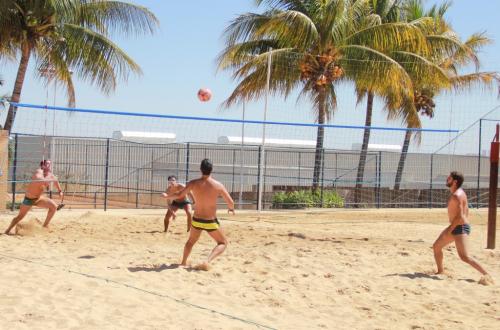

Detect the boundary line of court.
[{"left": 0, "top": 252, "right": 277, "bottom": 330}]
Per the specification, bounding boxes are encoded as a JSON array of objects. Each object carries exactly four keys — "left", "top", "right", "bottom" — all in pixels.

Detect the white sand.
[{"left": 0, "top": 208, "right": 498, "bottom": 329}]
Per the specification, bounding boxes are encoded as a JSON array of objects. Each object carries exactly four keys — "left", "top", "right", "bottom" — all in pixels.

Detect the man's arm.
[
  {"left": 447, "top": 196, "right": 465, "bottom": 234},
  {"left": 220, "top": 185, "right": 235, "bottom": 214},
  {"left": 163, "top": 182, "right": 193, "bottom": 200},
  {"left": 53, "top": 176, "right": 63, "bottom": 193}
]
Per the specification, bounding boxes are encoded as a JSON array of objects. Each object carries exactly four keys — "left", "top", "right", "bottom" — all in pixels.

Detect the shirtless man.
[
  {"left": 433, "top": 171, "right": 491, "bottom": 282},
  {"left": 163, "top": 175, "right": 194, "bottom": 233},
  {"left": 162, "top": 159, "right": 234, "bottom": 270},
  {"left": 4, "top": 159, "right": 63, "bottom": 234}
]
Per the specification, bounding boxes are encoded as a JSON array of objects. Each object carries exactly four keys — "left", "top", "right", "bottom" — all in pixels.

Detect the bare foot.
[
  {"left": 180, "top": 263, "right": 191, "bottom": 269},
  {"left": 193, "top": 262, "right": 211, "bottom": 271},
  {"left": 478, "top": 274, "right": 495, "bottom": 286}
]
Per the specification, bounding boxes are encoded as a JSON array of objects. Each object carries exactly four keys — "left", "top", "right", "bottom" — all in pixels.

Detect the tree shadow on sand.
[
  {"left": 128, "top": 263, "right": 180, "bottom": 272},
  {"left": 385, "top": 272, "right": 443, "bottom": 280}
]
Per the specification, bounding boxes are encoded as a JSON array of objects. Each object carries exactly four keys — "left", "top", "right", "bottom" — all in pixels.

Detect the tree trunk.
[
  {"left": 312, "top": 88, "right": 327, "bottom": 191},
  {"left": 394, "top": 129, "right": 412, "bottom": 191},
  {"left": 3, "top": 42, "right": 32, "bottom": 132},
  {"left": 354, "top": 92, "right": 374, "bottom": 206}
]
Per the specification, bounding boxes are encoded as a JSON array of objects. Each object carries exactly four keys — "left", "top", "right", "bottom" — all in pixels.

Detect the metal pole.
[
  {"left": 377, "top": 151, "right": 382, "bottom": 208},
  {"left": 11, "top": 134, "right": 18, "bottom": 211},
  {"left": 231, "top": 149, "right": 236, "bottom": 194},
  {"left": 238, "top": 101, "right": 246, "bottom": 209},
  {"left": 176, "top": 148, "right": 180, "bottom": 179},
  {"left": 258, "top": 48, "right": 272, "bottom": 212},
  {"left": 320, "top": 149, "right": 325, "bottom": 207},
  {"left": 477, "top": 119, "right": 482, "bottom": 208},
  {"left": 150, "top": 147, "right": 154, "bottom": 206},
  {"left": 84, "top": 145, "right": 88, "bottom": 196},
  {"left": 185, "top": 142, "right": 190, "bottom": 182},
  {"left": 487, "top": 124, "right": 499, "bottom": 249},
  {"left": 256, "top": 146, "right": 262, "bottom": 211},
  {"left": 298, "top": 152, "right": 301, "bottom": 187},
  {"left": 429, "top": 154, "right": 434, "bottom": 208},
  {"left": 104, "top": 138, "right": 110, "bottom": 211},
  {"left": 135, "top": 168, "right": 140, "bottom": 208},
  {"left": 127, "top": 145, "right": 131, "bottom": 202}
]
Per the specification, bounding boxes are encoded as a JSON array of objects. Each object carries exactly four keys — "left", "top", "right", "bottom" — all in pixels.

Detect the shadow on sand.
[
  {"left": 385, "top": 272, "right": 443, "bottom": 280},
  {"left": 128, "top": 263, "right": 180, "bottom": 272}
]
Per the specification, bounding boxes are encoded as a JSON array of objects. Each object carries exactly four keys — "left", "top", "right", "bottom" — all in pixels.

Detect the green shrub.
[
  {"left": 6, "top": 201, "right": 21, "bottom": 210},
  {"left": 272, "top": 189, "right": 344, "bottom": 209}
]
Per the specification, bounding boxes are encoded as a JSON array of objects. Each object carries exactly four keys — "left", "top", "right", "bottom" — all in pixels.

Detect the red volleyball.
[{"left": 197, "top": 88, "right": 212, "bottom": 102}]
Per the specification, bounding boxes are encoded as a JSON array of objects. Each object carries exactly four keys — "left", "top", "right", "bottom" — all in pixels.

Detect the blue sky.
[{"left": 1, "top": 0, "right": 499, "bottom": 152}]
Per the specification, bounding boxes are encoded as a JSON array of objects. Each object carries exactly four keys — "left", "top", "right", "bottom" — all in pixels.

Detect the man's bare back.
[{"left": 187, "top": 177, "right": 231, "bottom": 220}]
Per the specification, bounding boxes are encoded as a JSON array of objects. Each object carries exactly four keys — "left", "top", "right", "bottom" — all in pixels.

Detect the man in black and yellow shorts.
[{"left": 163, "top": 159, "right": 235, "bottom": 271}]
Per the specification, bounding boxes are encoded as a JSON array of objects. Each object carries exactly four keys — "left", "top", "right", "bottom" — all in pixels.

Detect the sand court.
[{"left": 0, "top": 208, "right": 498, "bottom": 329}]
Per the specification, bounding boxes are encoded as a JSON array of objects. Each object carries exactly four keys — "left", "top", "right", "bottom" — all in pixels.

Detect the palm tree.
[
  {"left": 393, "top": 0, "right": 500, "bottom": 190},
  {"left": 353, "top": 0, "right": 461, "bottom": 205},
  {"left": 0, "top": 0, "right": 159, "bottom": 132},
  {"left": 217, "top": 0, "right": 428, "bottom": 191}
]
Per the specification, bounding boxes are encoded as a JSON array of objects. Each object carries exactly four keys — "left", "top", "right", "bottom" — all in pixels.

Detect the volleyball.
[{"left": 197, "top": 88, "right": 212, "bottom": 102}]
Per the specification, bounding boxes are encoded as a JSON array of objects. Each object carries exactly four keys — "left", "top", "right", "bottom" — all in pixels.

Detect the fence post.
[
  {"left": 104, "top": 138, "right": 110, "bottom": 211},
  {"left": 0, "top": 131, "right": 8, "bottom": 212},
  {"left": 150, "top": 147, "right": 154, "bottom": 206},
  {"left": 11, "top": 134, "right": 18, "bottom": 211},
  {"left": 135, "top": 168, "right": 140, "bottom": 208},
  {"left": 127, "top": 145, "right": 131, "bottom": 202},
  {"left": 256, "top": 146, "right": 262, "bottom": 210},
  {"left": 487, "top": 124, "right": 499, "bottom": 249},
  {"left": 376, "top": 151, "right": 382, "bottom": 208},
  {"left": 176, "top": 148, "right": 180, "bottom": 179},
  {"left": 429, "top": 154, "right": 434, "bottom": 208},
  {"left": 298, "top": 152, "right": 301, "bottom": 187},
  {"left": 477, "top": 119, "right": 482, "bottom": 208},
  {"left": 231, "top": 149, "right": 236, "bottom": 194},
  {"left": 320, "top": 148, "right": 325, "bottom": 208},
  {"left": 84, "top": 145, "right": 88, "bottom": 197},
  {"left": 185, "top": 143, "right": 190, "bottom": 182}
]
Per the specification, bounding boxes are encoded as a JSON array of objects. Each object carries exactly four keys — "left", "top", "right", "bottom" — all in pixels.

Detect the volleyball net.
[{"left": 1, "top": 100, "right": 484, "bottom": 210}]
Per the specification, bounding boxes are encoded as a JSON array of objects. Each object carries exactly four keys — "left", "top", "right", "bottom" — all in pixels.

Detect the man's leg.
[
  {"left": 36, "top": 198, "right": 58, "bottom": 228},
  {"left": 163, "top": 208, "right": 175, "bottom": 232},
  {"left": 454, "top": 234, "right": 488, "bottom": 275},
  {"left": 4, "top": 205, "right": 31, "bottom": 234},
  {"left": 183, "top": 205, "right": 193, "bottom": 232},
  {"left": 433, "top": 228, "right": 454, "bottom": 274},
  {"left": 206, "top": 228, "right": 228, "bottom": 264},
  {"left": 181, "top": 227, "right": 202, "bottom": 266}
]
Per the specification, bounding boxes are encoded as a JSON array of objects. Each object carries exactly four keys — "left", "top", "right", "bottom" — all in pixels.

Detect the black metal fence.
[{"left": 5, "top": 132, "right": 495, "bottom": 210}]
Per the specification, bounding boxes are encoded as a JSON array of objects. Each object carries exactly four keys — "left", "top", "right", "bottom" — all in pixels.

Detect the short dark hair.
[
  {"left": 200, "top": 158, "right": 213, "bottom": 175},
  {"left": 167, "top": 175, "right": 177, "bottom": 181},
  {"left": 40, "top": 159, "right": 51, "bottom": 167},
  {"left": 450, "top": 171, "right": 464, "bottom": 188}
]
